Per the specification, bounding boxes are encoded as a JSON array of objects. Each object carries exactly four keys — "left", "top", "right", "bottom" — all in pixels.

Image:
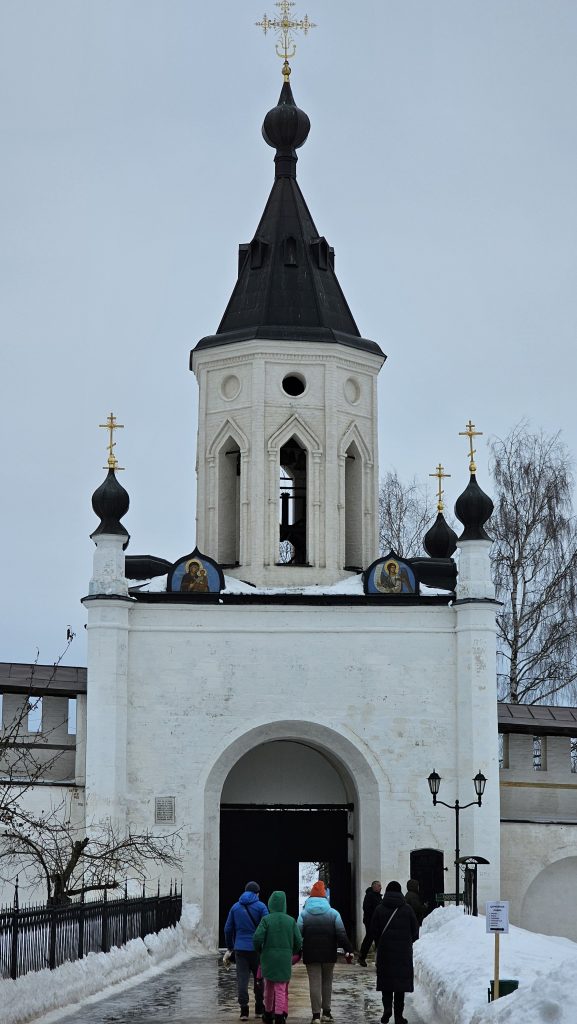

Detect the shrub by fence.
[{"left": 0, "top": 882, "right": 182, "bottom": 980}]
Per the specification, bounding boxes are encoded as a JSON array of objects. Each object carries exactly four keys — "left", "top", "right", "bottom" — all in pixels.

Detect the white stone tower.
[{"left": 191, "top": 81, "right": 385, "bottom": 586}]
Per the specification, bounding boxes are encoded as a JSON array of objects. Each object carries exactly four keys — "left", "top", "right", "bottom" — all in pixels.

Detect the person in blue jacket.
[{"left": 225, "top": 880, "right": 269, "bottom": 1020}]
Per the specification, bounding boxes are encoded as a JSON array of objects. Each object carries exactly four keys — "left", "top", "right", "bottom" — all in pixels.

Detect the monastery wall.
[{"left": 85, "top": 596, "right": 501, "bottom": 941}]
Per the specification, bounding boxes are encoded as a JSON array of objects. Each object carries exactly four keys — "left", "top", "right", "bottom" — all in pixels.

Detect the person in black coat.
[
  {"left": 404, "top": 879, "right": 428, "bottom": 926},
  {"left": 370, "top": 881, "right": 419, "bottom": 1024},
  {"left": 358, "top": 880, "right": 382, "bottom": 965}
]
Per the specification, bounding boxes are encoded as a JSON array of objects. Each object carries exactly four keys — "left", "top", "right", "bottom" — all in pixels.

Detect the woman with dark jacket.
[
  {"left": 370, "top": 881, "right": 419, "bottom": 1024},
  {"left": 298, "top": 881, "right": 353, "bottom": 1023}
]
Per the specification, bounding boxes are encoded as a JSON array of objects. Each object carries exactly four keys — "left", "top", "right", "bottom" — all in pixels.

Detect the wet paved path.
[{"left": 54, "top": 956, "right": 429, "bottom": 1024}]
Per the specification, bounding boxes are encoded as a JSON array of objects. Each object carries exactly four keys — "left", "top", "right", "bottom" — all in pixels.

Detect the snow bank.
[
  {"left": 0, "top": 903, "right": 208, "bottom": 1024},
  {"left": 414, "top": 907, "right": 577, "bottom": 1024}
]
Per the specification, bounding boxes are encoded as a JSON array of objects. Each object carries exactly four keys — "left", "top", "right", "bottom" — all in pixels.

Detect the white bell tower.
[{"left": 191, "top": 79, "right": 385, "bottom": 587}]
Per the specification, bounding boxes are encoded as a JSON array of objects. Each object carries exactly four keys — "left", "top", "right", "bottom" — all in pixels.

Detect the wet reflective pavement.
[{"left": 54, "top": 956, "right": 428, "bottom": 1024}]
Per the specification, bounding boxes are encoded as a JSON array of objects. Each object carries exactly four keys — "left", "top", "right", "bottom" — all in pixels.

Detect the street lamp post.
[{"left": 427, "top": 769, "right": 487, "bottom": 908}]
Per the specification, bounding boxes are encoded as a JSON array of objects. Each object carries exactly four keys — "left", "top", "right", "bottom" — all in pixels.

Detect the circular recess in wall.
[
  {"left": 282, "top": 373, "right": 306, "bottom": 396},
  {"left": 221, "top": 374, "right": 241, "bottom": 400},
  {"left": 344, "top": 377, "right": 361, "bottom": 404}
]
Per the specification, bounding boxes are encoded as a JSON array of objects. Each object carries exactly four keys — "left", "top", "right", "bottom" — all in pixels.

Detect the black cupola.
[
  {"left": 454, "top": 475, "right": 494, "bottom": 542},
  {"left": 262, "top": 80, "right": 310, "bottom": 177},
  {"left": 423, "top": 512, "right": 458, "bottom": 558},
  {"left": 90, "top": 468, "right": 130, "bottom": 549},
  {"left": 192, "top": 78, "right": 384, "bottom": 360}
]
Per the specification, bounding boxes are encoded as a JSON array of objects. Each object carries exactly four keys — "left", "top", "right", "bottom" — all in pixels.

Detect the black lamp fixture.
[
  {"left": 427, "top": 770, "right": 441, "bottom": 804},
  {"left": 426, "top": 768, "right": 487, "bottom": 907},
  {"left": 473, "top": 770, "right": 487, "bottom": 804}
]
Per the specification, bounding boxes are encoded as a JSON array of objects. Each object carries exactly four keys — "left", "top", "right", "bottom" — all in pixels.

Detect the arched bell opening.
[
  {"left": 217, "top": 437, "right": 241, "bottom": 565},
  {"left": 344, "top": 439, "right": 363, "bottom": 570},
  {"left": 279, "top": 436, "right": 307, "bottom": 565}
]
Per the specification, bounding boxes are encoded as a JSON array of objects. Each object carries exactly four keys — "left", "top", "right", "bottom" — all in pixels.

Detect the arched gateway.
[{"left": 203, "top": 721, "right": 382, "bottom": 944}]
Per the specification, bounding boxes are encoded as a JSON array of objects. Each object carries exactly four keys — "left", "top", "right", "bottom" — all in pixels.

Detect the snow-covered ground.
[
  {"left": 3, "top": 904, "right": 575, "bottom": 1024},
  {"left": 0, "top": 903, "right": 208, "bottom": 1024},
  {"left": 414, "top": 907, "right": 577, "bottom": 1024}
]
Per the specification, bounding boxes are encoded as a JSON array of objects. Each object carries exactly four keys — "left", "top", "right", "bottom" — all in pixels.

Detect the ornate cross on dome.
[
  {"left": 256, "top": 1, "right": 317, "bottom": 81},
  {"left": 459, "top": 419, "right": 483, "bottom": 474},
  {"left": 99, "top": 412, "right": 124, "bottom": 471},
  {"left": 429, "top": 463, "right": 451, "bottom": 512}
]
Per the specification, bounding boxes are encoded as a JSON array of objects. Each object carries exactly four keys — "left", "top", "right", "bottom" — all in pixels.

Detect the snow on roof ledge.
[{"left": 128, "top": 573, "right": 453, "bottom": 597}]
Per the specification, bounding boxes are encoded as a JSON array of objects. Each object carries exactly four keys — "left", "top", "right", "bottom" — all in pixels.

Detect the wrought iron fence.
[{"left": 0, "top": 881, "right": 182, "bottom": 980}]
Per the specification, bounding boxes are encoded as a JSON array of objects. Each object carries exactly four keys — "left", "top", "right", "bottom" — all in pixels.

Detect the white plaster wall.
[
  {"left": 500, "top": 822, "right": 577, "bottom": 940},
  {"left": 500, "top": 735, "right": 577, "bottom": 818},
  {"left": 83, "top": 597, "right": 501, "bottom": 942},
  {"left": 0, "top": 785, "right": 85, "bottom": 906}
]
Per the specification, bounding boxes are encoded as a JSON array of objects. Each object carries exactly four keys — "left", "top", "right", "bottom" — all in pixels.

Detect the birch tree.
[{"left": 490, "top": 423, "right": 577, "bottom": 704}]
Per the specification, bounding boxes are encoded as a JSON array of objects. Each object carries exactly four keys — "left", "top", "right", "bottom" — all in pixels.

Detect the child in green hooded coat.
[{"left": 253, "top": 890, "right": 302, "bottom": 1024}]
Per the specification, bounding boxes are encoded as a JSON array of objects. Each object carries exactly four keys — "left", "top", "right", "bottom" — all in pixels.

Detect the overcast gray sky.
[{"left": 1, "top": 0, "right": 576, "bottom": 665}]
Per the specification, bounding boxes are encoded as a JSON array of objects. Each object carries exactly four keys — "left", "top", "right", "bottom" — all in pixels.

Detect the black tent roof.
[{"left": 192, "top": 81, "right": 384, "bottom": 361}]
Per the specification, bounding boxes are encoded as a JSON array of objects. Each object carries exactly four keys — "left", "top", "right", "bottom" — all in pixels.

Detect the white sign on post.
[{"left": 486, "top": 901, "right": 509, "bottom": 933}]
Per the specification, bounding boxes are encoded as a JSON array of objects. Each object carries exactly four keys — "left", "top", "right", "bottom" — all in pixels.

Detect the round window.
[
  {"left": 282, "top": 374, "right": 306, "bottom": 396},
  {"left": 221, "top": 374, "right": 241, "bottom": 400}
]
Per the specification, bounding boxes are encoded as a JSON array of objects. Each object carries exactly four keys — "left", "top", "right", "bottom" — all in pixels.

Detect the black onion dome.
[
  {"left": 423, "top": 512, "right": 458, "bottom": 558},
  {"left": 262, "top": 81, "right": 310, "bottom": 178},
  {"left": 90, "top": 468, "right": 130, "bottom": 548},
  {"left": 454, "top": 474, "right": 494, "bottom": 542}
]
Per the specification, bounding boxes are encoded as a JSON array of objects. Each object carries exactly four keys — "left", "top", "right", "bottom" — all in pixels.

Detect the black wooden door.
[
  {"left": 219, "top": 806, "right": 352, "bottom": 943},
  {"left": 410, "top": 847, "right": 445, "bottom": 912}
]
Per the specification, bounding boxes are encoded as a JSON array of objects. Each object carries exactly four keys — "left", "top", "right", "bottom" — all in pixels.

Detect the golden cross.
[
  {"left": 459, "top": 419, "right": 483, "bottom": 474},
  {"left": 256, "top": 1, "right": 317, "bottom": 81},
  {"left": 429, "top": 463, "right": 451, "bottom": 513},
  {"left": 99, "top": 412, "right": 124, "bottom": 471}
]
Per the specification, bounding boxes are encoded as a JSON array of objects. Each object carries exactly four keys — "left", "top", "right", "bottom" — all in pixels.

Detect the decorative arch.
[
  {"left": 338, "top": 421, "right": 373, "bottom": 465},
  {"left": 208, "top": 417, "right": 249, "bottom": 458},
  {"left": 201, "top": 718, "right": 384, "bottom": 942},
  {"left": 267, "top": 413, "right": 322, "bottom": 457}
]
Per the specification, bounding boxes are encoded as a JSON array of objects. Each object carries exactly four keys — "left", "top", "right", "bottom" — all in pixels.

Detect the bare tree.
[
  {"left": 490, "top": 423, "right": 577, "bottom": 704},
  {"left": 1, "top": 640, "right": 75, "bottom": 829},
  {"left": 0, "top": 802, "right": 182, "bottom": 904},
  {"left": 379, "top": 470, "right": 437, "bottom": 558}
]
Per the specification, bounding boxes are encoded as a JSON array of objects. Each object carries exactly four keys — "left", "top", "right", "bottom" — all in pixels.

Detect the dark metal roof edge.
[
  {"left": 132, "top": 592, "right": 453, "bottom": 607},
  {"left": 0, "top": 662, "right": 87, "bottom": 694},
  {"left": 498, "top": 701, "right": 577, "bottom": 736},
  {"left": 191, "top": 328, "right": 385, "bottom": 360},
  {"left": 501, "top": 818, "right": 577, "bottom": 826}
]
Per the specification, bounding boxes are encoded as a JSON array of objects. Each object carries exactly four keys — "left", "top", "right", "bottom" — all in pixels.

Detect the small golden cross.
[
  {"left": 99, "top": 412, "right": 125, "bottom": 471},
  {"left": 459, "top": 419, "right": 483, "bottom": 474},
  {"left": 429, "top": 463, "right": 451, "bottom": 513},
  {"left": 256, "top": 1, "right": 317, "bottom": 81}
]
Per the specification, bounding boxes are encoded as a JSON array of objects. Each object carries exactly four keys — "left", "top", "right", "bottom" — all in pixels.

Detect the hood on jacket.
[
  {"left": 239, "top": 890, "right": 260, "bottom": 906},
  {"left": 382, "top": 890, "right": 405, "bottom": 908},
  {"left": 303, "top": 896, "right": 330, "bottom": 914},
  {"left": 268, "top": 890, "right": 287, "bottom": 914},
  {"left": 406, "top": 879, "right": 420, "bottom": 893}
]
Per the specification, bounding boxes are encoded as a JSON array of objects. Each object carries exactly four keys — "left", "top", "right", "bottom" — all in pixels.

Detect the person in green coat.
[{"left": 253, "top": 891, "right": 303, "bottom": 1024}]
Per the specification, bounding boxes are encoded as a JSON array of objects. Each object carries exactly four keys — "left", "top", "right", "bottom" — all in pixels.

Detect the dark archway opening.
[{"left": 219, "top": 805, "right": 352, "bottom": 944}]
